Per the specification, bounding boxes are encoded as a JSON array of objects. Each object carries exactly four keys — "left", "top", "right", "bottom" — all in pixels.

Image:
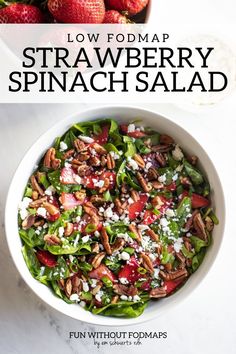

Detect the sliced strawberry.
[
  {"left": 118, "top": 256, "right": 142, "bottom": 284},
  {"left": 83, "top": 171, "right": 116, "bottom": 190},
  {"left": 166, "top": 182, "right": 177, "bottom": 192},
  {"left": 92, "top": 124, "right": 109, "bottom": 145},
  {"left": 140, "top": 278, "right": 151, "bottom": 291},
  {"left": 164, "top": 279, "right": 184, "bottom": 295},
  {"left": 120, "top": 124, "right": 146, "bottom": 138},
  {"left": 89, "top": 264, "right": 116, "bottom": 283},
  {"left": 142, "top": 209, "right": 160, "bottom": 225},
  {"left": 129, "top": 194, "right": 148, "bottom": 220},
  {"left": 60, "top": 192, "right": 84, "bottom": 211},
  {"left": 36, "top": 250, "right": 57, "bottom": 268},
  {"left": 60, "top": 166, "right": 77, "bottom": 185},
  {"left": 180, "top": 191, "right": 210, "bottom": 209}
]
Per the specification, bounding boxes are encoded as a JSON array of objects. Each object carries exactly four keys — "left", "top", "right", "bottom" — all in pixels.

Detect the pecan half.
[
  {"left": 29, "top": 197, "right": 47, "bottom": 208},
  {"left": 99, "top": 178, "right": 110, "bottom": 193},
  {"left": 137, "top": 172, "right": 152, "bottom": 193},
  {"left": 90, "top": 195, "right": 105, "bottom": 205},
  {"left": 151, "top": 195, "right": 164, "bottom": 209},
  {"left": 77, "top": 164, "right": 91, "bottom": 177},
  {"left": 63, "top": 149, "right": 75, "bottom": 159},
  {"left": 130, "top": 190, "right": 140, "bottom": 202},
  {"left": 155, "top": 152, "right": 166, "bottom": 167},
  {"left": 65, "top": 278, "right": 72, "bottom": 298},
  {"left": 77, "top": 152, "right": 90, "bottom": 162},
  {"left": 43, "top": 202, "right": 59, "bottom": 216},
  {"left": 91, "top": 242, "right": 100, "bottom": 254},
  {"left": 71, "top": 275, "right": 82, "bottom": 294},
  {"left": 83, "top": 202, "right": 98, "bottom": 217},
  {"left": 140, "top": 253, "right": 154, "bottom": 274},
  {"left": 146, "top": 229, "right": 159, "bottom": 242},
  {"left": 159, "top": 268, "right": 188, "bottom": 281},
  {"left": 113, "top": 284, "right": 138, "bottom": 296},
  {"left": 74, "top": 139, "right": 87, "bottom": 152},
  {"left": 149, "top": 287, "right": 167, "bottom": 298},
  {"left": 100, "top": 228, "right": 112, "bottom": 255},
  {"left": 89, "top": 156, "right": 101, "bottom": 167},
  {"left": 91, "top": 284, "right": 102, "bottom": 295},
  {"left": 101, "top": 155, "right": 107, "bottom": 167},
  {"left": 151, "top": 181, "right": 164, "bottom": 189},
  {"left": 187, "top": 155, "right": 198, "bottom": 166},
  {"left": 184, "top": 209, "right": 199, "bottom": 232},
  {"left": 205, "top": 216, "right": 214, "bottom": 232},
  {"left": 152, "top": 144, "right": 172, "bottom": 153},
  {"left": 64, "top": 222, "right": 74, "bottom": 237},
  {"left": 91, "top": 252, "right": 106, "bottom": 268},
  {"left": 32, "top": 191, "right": 39, "bottom": 201},
  {"left": 106, "top": 153, "right": 115, "bottom": 169},
  {"left": 75, "top": 190, "right": 86, "bottom": 202},
  {"left": 30, "top": 175, "right": 44, "bottom": 196},
  {"left": 129, "top": 224, "right": 142, "bottom": 242},
  {"left": 114, "top": 198, "right": 124, "bottom": 215},
  {"left": 22, "top": 214, "right": 35, "bottom": 230},
  {"left": 92, "top": 143, "right": 107, "bottom": 155},
  {"left": 147, "top": 167, "right": 159, "bottom": 181},
  {"left": 43, "top": 148, "right": 61, "bottom": 170},
  {"left": 133, "top": 154, "right": 145, "bottom": 169},
  {"left": 111, "top": 295, "right": 119, "bottom": 304},
  {"left": 44, "top": 234, "right": 61, "bottom": 245},
  {"left": 176, "top": 252, "right": 186, "bottom": 265},
  {"left": 160, "top": 134, "right": 175, "bottom": 145},
  {"left": 111, "top": 238, "right": 125, "bottom": 253},
  {"left": 193, "top": 213, "right": 208, "bottom": 241}
]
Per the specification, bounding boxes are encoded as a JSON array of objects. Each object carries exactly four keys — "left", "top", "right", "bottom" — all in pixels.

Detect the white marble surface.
[{"left": 0, "top": 100, "right": 236, "bottom": 354}]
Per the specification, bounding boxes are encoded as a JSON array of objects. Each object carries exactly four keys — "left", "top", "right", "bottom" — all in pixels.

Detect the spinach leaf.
[
  {"left": 22, "top": 245, "right": 41, "bottom": 277},
  {"left": 190, "top": 236, "right": 208, "bottom": 253},
  {"left": 19, "top": 228, "right": 44, "bottom": 248},
  {"left": 91, "top": 301, "right": 148, "bottom": 318},
  {"left": 176, "top": 196, "right": 192, "bottom": 228},
  {"left": 184, "top": 161, "right": 204, "bottom": 185},
  {"left": 192, "top": 248, "right": 206, "bottom": 271},
  {"left": 51, "top": 280, "right": 73, "bottom": 304}
]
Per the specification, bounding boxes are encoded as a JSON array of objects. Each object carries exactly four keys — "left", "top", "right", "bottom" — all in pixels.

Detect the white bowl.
[{"left": 5, "top": 106, "right": 225, "bottom": 326}]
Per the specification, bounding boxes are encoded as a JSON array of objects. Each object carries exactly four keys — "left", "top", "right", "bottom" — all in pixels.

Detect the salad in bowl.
[{"left": 17, "top": 117, "right": 218, "bottom": 318}]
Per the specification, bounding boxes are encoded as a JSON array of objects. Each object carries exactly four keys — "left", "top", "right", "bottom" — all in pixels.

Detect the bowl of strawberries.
[{"left": 0, "top": 0, "right": 152, "bottom": 24}]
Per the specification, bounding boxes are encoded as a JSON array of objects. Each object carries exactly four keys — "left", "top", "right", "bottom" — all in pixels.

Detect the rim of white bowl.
[{"left": 5, "top": 105, "right": 225, "bottom": 326}]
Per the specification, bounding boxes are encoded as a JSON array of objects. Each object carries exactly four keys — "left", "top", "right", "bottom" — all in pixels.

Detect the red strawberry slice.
[
  {"left": 140, "top": 278, "right": 151, "bottom": 291},
  {"left": 142, "top": 209, "right": 159, "bottom": 225},
  {"left": 48, "top": 0, "right": 105, "bottom": 24},
  {"left": 89, "top": 264, "right": 116, "bottom": 282},
  {"left": 106, "top": 0, "right": 149, "bottom": 16},
  {"left": 60, "top": 166, "right": 78, "bottom": 185},
  {"left": 83, "top": 171, "right": 116, "bottom": 190},
  {"left": 129, "top": 194, "right": 148, "bottom": 220},
  {"left": 120, "top": 124, "right": 146, "bottom": 138},
  {"left": 166, "top": 182, "right": 177, "bottom": 192},
  {"left": 92, "top": 124, "right": 109, "bottom": 145},
  {"left": 36, "top": 250, "right": 57, "bottom": 268},
  {"left": 118, "top": 256, "right": 142, "bottom": 284},
  {"left": 180, "top": 191, "right": 210, "bottom": 209},
  {"left": 60, "top": 192, "right": 84, "bottom": 210},
  {"left": 164, "top": 279, "right": 184, "bottom": 295},
  {"left": 0, "top": 4, "right": 43, "bottom": 23}
]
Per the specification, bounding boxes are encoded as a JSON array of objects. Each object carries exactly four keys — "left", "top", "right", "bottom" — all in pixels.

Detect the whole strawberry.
[
  {"left": 106, "top": 0, "right": 149, "bottom": 16},
  {"left": 103, "top": 10, "right": 128, "bottom": 24},
  {"left": 0, "top": 3, "right": 43, "bottom": 23},
  {"left": 48, "top": 0, "right": 105, "bottom": 23}
]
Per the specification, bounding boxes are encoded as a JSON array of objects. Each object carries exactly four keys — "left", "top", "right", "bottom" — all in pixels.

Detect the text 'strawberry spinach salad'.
[{"left": 18, "top": 119, "right": 218, "bottom": 318}]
